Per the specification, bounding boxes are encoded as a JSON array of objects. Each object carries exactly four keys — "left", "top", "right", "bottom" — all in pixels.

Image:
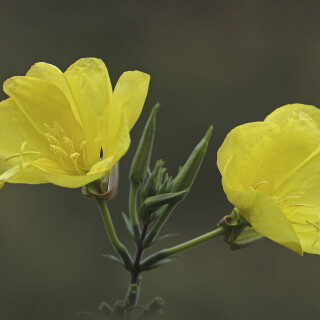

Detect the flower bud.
[
  {"left": 129, "top": 103, "right": 160, "bottom": 184},
  {"left": 170, "top": 126, "right": 213, "bottom": 193}
]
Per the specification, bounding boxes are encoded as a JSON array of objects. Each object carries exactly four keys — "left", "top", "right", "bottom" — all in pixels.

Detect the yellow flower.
[
  {"left": 217, "top": 104, "right": 320, "bottom": 255},
  {"left": 0, "top": 58, "right": 150, "bottom": 188}
]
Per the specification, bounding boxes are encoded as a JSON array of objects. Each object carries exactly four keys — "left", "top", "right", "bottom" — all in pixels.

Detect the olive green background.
[{"left": 1, "top": 1, "right": 320, "bottom": 319}]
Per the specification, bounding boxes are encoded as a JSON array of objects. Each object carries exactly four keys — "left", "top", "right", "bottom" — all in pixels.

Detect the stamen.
[
  {"left": 49, "top": 144, "right": 68, "bottom": 158},
  {"left": 44, "top": 122, "right": 87, "bottom": 175},
  {"left": 251, "top": 181, "right": 268, "bottom": 191}
]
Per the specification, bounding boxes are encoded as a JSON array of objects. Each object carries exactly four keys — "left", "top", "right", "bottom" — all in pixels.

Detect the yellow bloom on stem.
[
  {"left": 217, "top": 104, "right": 320, "bottom": 255},
  {"left": 0, "top": 58, "right": 150, "bottom": 188}
]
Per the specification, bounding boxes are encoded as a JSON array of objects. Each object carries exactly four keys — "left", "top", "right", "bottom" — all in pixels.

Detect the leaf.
[
  {"left": 102, "top": 254, "right": 123, "bottom": 266},
  {"left": 157, "top": 233, "right": 179, "bottom": 241},
  {"left": 145, "top": 256, "right": 180, "bottom": 270},
  {"left": 121, "top": 212, "right": 135, "bottom": 238},
  {"left": 143, "top": 189, "right": 188, "bottom": 211}
]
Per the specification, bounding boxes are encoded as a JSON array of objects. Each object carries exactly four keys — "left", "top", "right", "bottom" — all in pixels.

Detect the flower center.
[{"left": 44, "top": 122, "right": 87, "bottom": 175}]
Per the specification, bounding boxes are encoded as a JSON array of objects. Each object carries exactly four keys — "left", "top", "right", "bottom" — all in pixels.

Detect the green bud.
[
  {"left": 170, "top": 126, "right": 213, "bottom": 193},
  {"left": 141, "top": 160, "right": 164, "bottom": 199},
  {"left": 130, "top": 103, "right": 160, "bottom": 184}
]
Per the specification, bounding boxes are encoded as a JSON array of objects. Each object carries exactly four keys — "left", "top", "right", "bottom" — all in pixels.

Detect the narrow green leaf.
[
  {"left": 102, "top": 254, "right": 124, "bottom": 266},
  {"left": 157, "top": 233, "right": 179, "bottom": 241},
  {"left": 121, "top": 212, "right": 135, "bottom": 238},
  {"left": 144, "top": 256, "right": 180, "bottom": 270},
  {"left": 143, "top": 189, "right": 188, "bottom": 211}
]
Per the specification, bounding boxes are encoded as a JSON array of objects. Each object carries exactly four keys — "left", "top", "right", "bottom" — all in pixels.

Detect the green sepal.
[
  {"left": 218, "top": 208, "right": 264, "bottom": 250},
  {"left": 230, "top": 226, "right": 264, "bottom": 250},
  {"left": 75, "top": 312, "right": 105, "bottom": 320},
  {"left": 170, "top": 126, "right": 213, "bottom": 193},
  {"left": 130, "top": 103, "right": 160, "bottom": 184},
  {"left": 102, "top": 254, "right": 124, "bottom": 266},
  {"left": 82, "top": 163, "right": 119, "bottom": 200},
  {"left": 141, "top": 255, "right": 180, "bottom": 271}
]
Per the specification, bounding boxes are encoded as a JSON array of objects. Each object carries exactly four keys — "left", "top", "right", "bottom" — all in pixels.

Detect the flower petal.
[
  {"left": 26, "top": 62, "right": 83, "bottom": 125},
  {"left": 0, "top": 98, "right": 52, "bottom": 158},
  {"left": 3, "top": 76, "right": 85, "bottom": 148},
  {"left": 223, "top": 184, "right": 302, "bottom": 254},
  {"left": 63, "top": 58, "right": 113, "bottom": 166},
  {"left": 265, "top": 103, "right": 320, "bottom": 128},
  {"left": 113, "top": 71, "right": 150, "bottom": 130},
  {"left": 217, "top": 112, "right": 320, "bottom": 194},
  {"left": 0, "top": 158, "right": 109, "bottom": 189}
]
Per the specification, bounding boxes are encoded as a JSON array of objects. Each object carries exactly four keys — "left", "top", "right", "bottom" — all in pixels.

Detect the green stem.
[
  {"left": 96, "top": 197, "right": 133, "bottom": 270},
  {"left": 129, "top": 182, "right": 141, "bottom": 242},
  {"left": 140, "top": 226, "right": 228, "bottom": 271}
]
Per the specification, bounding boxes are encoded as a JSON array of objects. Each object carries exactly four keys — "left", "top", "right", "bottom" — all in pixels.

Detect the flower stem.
[
  {"left": 95, "top": 197, "right": 133, "bottom": 270},
  {"left": 140, "top": 226, "right": 228, "bottom": 271},
  {"left": 129, "top": 182, "right": 141, "bottom": 242}
]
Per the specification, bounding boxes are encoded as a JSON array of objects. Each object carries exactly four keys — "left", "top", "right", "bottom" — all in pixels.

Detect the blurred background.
[{"left": 1, "top": 1, "right": 320, "bottom": 319}]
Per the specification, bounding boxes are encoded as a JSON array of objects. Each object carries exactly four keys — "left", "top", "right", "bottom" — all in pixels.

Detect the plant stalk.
[
  {"left": 141, "top": 226, "right": 227, "bottom": 271},
  {"left": 96, "top": 197, "right": 133, "bottom": 270}
]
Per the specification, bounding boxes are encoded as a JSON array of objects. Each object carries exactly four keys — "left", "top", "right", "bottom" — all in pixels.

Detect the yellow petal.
[
  {"left": 0, "top": 98, "right": 52, "bottom": 159},
  {"left": 3, "top": 76, "right": 85, "bottom": 148},
  {"left": 223, "top": 184, "right": 302, "bottom": 254},
  {"left": 217, "top": 112, "right": 320, "bottom": 194},
  {"left": 93, "top": 113, "right": 131, "bottom": 174},
  {"left": 265, "top": 103, "right": 320, "bottom": 128},
  {"left": 26, "top": 62, "right": 83, "bottom": 125},
  {"left": 63, "top": 58, "right": 113, "bottom": 167},
  {"left": 113, "top": 71, "right": 150, "bottom": 130},
  {"left": 0, "top": 158, "right": 108, "bottom": 189},
  {"left": 218, "top": 111, "right": 320, "bottom": 255}
]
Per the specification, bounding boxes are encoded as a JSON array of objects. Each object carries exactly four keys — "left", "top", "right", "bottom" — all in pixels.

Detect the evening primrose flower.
[
  {"left": 0, "top": 58, "right": 150, "bottom": 188},
  {"left": 217, "top": 104, "right": 320, "bottom": 255}
]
